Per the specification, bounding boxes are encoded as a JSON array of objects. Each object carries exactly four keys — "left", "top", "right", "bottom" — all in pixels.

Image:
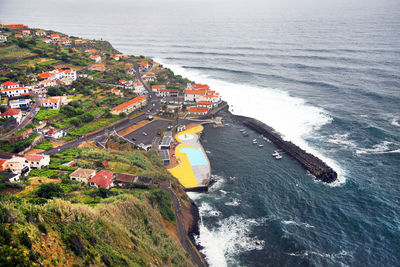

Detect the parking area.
[{"left": 124, "top": 119, "right": 172, "bottom": 145}]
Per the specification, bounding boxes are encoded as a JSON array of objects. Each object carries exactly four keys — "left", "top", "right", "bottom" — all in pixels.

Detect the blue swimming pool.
[{"left": 180, "top": 147, "right": 207, "bottom": 166}]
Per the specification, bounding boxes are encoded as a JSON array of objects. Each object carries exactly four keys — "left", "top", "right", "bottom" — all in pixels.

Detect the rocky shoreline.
[{"left": 217, "top": 108, "right": 337, "bottom": 183}]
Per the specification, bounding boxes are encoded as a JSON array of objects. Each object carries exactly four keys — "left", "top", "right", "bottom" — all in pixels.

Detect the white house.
[
  {"left": 90, "top": 55, "right": 101, "bottom": 63},
  {"left": 0, "top": 34, "right": 7, "bottom": 43},
  {"left": 42, "top": 38, "right": 51, "bottom": 44},
  {"left": 69, "top": 168, "right": 96, "bottom": 183},
  {"left": 0, "top": 108, "right": 22, "bottom": 123},
  {"left": 42, "top": 97, "right": 61, "bottom": 110},
  {"left": 7, "top": 157, "right": 30, "bottom": 175},
  {"left": 38, "top": 78, "right": 57, "bottom": 88},
  {"left": 1, "top": 87, "right": 29, "bottom": 98},
  {"left": 25, "top": 154, "right": 50, "bottom": 169},
  {"left": 59, "top": 38, "right": 71, "bottom": 46},
  {"left": 9, "top": 99, "right": 31, "bottom": 109},
  {"left": 37, "top": 69, "right": 77, "bottom": 81},
  {"left": 44, "top": 128, "right": 66, "bottom": 139},
  {"left": 35, "top": 30, "right": 46, "bottom": 36},
  {"left": 1, "top": 81, "right": 19, "bottom": 90},
  {"left": 187, "top": 106, "right": 209, "bottom": 116}
]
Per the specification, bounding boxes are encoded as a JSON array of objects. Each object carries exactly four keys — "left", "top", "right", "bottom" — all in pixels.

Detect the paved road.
[
  {"left": 159, "top": 182, "right": 207, "bottom": 267},
  {"left": 0, "top": 93, "right": 42, "bottom": 140}
]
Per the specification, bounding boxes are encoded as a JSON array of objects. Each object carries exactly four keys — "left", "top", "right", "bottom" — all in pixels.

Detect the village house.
[
  {"left": 0, "top": 158, "right": 9, "bottom": 171},
  {"left": 184, "top": 83, "right": 221, "bottom": 104},
  {"left": 73, "top": 39, "right": 86, "bottom": 46},
  {"left": 59, "top": 38, "right": 71, "bottom": 46},
  {"left": 43, "top": 127, "right": 66, "bottom": 139},
  {"left": 42, "top": 38, "right": 51, "bottom": 44},
  {"left": 0, "top": 34, "right": 7, "bottom": 43},
  {"left": 35, "top": 30, "right": 46, "bottom": 36},
  {"left": 1, "top": 87, "right": 29, "bottom": 98},
  {"left": 113, "top": 55, "right": 120, "bottom": 61},
  {"left": 119, "top": 80, "right": 133, "bottom": 87},
  {"left": 88, "top": 64, "right": 105, "bottom": 72},
  {"left": 37, "top": 69, "right": 77, "bottom": 81},
  {"left": 88, "top": 170, "right": 115, "bottom": 189},
  {"left": 139, "top": 61, "right": 151, "bottom": 72},
  {"left": 21, "top": 30, "right": 30, "bottom": 36},
  {"left": 50, "top": 34, "right": 60, "bottom": 41},
  {"left": 9, "top": 99, "right": 31, "bottom": 109},
  {"left": 114, "top": 173, "right": 154, "bottom": 187},
  {"left": 25, "top": 154, "right": 50, "bottom": 169},
  {"left": 85, "top": 49, "right": 97, "bottom": 54},
  {"left": 0, "top": 108, "right": 22, "bottom": 123},
  {"left": 142, "top": 72, "right": 156, "bottom": 82},
  {"left": 197, "top": 100, "right": 214, "bottom": 108},
  {"left": 151, "top": 84, "right": 166, "bottom": 93},
  {"left": 1, "top": 81, "right": 19, "bottom": 90},
  {"left": 38, "top": 78, "right": 57, "bottom": 88},
  {"left": 7, "top": 157, "right": 30, "bottom": 175},
  {"left": 69, "top": 168, "right": 97, "bottom": 183},
  {"left": 156, "top": 89, "right": 179, "bottom": 98},
  {"left": 126, "top": 67, "right": 135, "bottom": 76},
  {"left": 0, "top": 171, "right": 20, "bottom": 183},
  {"left": 14, "top": 34, "right": 23, "bottom": 38},
  {"left": 90, "top": 55, "right": 101, "bottom": 63},
  {"left": 111, "top": 87, "right": 123, "bottom": 96},
  {"left": 42, "top": 97, "right": 60, "bottom": 110},
  {"left": 187, "top": 106, "right": 210, "bottom": 116},
  {"left": 111, "top": 96, "right": 147, "bottom": 115}
]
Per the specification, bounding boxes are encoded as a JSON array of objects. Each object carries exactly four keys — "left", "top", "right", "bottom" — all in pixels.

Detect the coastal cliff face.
[{"left": 223, "top": 111, "right": 337, "bottom": 183}]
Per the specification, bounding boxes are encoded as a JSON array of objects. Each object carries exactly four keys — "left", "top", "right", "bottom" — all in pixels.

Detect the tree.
[{"left": 35, "top": 183, "right": 64, "bottom": 199}]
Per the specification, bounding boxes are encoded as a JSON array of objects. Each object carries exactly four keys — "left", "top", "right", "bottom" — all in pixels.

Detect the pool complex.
[{"left": 168, "top": 124, "right": 209, "bottom": 189}]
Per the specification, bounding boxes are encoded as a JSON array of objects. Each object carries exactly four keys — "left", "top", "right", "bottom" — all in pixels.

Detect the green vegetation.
[
  {"left": 0, "top": 134, "right": 39, "bottom": 153},
  {"left": 34, "top": 139, "right": 53, "bottom": 150},
  {"left": 0, "top": 44, "right": 32, "bottom": 61},
  {"left": 35, "top": 109, "right": 60, "bottom": 121}
]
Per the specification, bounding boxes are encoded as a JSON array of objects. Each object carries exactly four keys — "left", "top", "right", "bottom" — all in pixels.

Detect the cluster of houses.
[
  {"left": 0, "top": 68, "right": 77, "bottom": 124},
  {"left": 69, "top": 168, "right": 153, "bottom": 189},
  {"left": 0, "top": 152, "right": 50, "bottom": 182},
  {"left": 0, "top": 23, "right": 29, "bottom": 42},
  {"left": 111, "top": 95, "right": 147, "bottom": 115},
  {"left": 149, "top": 82, "right": 221, "bottom": 116}
]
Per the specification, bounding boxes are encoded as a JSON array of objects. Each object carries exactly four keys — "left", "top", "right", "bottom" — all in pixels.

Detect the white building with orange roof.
[
  {"left": 42, "top": 97, "right": 61, "bottom": 110},
  {"left": 35, "top": 30, "right": 46, "bottom": 36},
  {"left": 0, "top": 34, "right": 7, "bottom": 43},
  {"left": 0, "top": 108, "right": 22, "bottom": 123},
  {"left": 7, "top": 157, "right": 30, "bottom": 175},
  {"left": 25, "top": 154, "right": 50, "bottom": 169},
  {"left": 1, "top": 81, "right": 19, "bottom": 90},
  {"left": 42, "top": 38, "right": 51, "bottom": 44},
  {"left": 187, "top": 106, "right": 210, "bottom": 116},
  {"left": 90, "top": 55, "right": 101, "bottom": 63},
  {"left": 59, "top": 38, "right": 71, "bottom": 46},
  {"left": 111, "top": 87, "right": 123, "bottom": 96},
  {"left": 37, "top": 69, "right": 76, "bottom": 81},
  {"left": 85, "top": 49, "right": 97, "bottom": 54},
  {"left": 50, "top": 34, "right": 60, "bottom": 41},
  {"left": 1, "top": 87, "right": 29, "bottom": 98},
  {"left": 21, "top": 29, "right": 30, "bottom": 36},
  {"left": 151, "top": 84, "right": 166, "bottom": 92},
  {"left": 111, "top": 96, "right": 147, "bottom": 115}
]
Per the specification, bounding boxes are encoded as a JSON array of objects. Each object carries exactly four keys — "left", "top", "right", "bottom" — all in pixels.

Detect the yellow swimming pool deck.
[{"left": 168, "top": 124, "right": 208, "bottom": 189}]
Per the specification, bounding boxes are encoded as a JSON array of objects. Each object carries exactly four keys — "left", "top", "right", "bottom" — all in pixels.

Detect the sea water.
[{"left": 1, "top": 0, "right": 399, "bottom": 265}]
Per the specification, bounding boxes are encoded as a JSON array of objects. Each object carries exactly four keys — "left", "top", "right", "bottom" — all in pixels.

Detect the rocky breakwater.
[{"left": 234, "top": 114, "right": 337, "bottom": 183}]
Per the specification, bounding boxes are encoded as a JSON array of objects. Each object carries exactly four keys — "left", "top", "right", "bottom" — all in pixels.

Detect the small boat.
[
  {"left": 253, "top": 139, "right": 257, "bottom": 142},
  {"left": 272, "top": 151, "right": 280, "bottom": 157},
  {"left": 258, "top": 144, "right": 264, "bottom": 148},
  {"left": 243, "top": 132, "right": 249, "bottom": 137},
  {"left": 240, "top": 129, "right": 246, "bottom": 132},
  {"left": 252, "top": 141, "right": 257, "bottom": 144},
  {"left": 275, "top": 155, "right": 282, "bottom": 159}
]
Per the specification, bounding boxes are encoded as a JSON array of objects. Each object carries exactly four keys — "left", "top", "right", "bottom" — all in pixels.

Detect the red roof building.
[
  {"left": 111, "top": 96, "right": 147, "bottom": 115},
  {"left": 88, "top": 170, "right": 115, "bottom": 189}
]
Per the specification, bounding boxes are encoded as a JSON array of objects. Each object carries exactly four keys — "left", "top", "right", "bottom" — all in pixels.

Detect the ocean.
[{"left": 1, "top": 0, "right": 399, "bottom": 266}]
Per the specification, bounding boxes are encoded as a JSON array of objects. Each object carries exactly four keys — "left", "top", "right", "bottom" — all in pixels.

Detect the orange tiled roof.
[
  {"left": 152, "top": 85, "right": 166, "bottom": 89},
  {"left": 188, "top": 107, "right": 209, "bottom": 113},
  {"left": 197, "top": 101, "right": 212, "bottom": 105},
  {"left": 2, "top": 81, "right": 19, "bottom": 86},
  {"left": 1, "top": 87, "right": 27, "bottom": 92},
  {"left": 0, "top": 108, "right": 21, "bottom": 116},
  {"left": 112, "top": 96, "right": 147, "bottom": 111}
]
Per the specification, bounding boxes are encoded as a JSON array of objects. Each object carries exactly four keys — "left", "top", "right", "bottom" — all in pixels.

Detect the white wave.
[
  {"left": 391, "top": 118, "right": 400, "bottom": 127},
  {"left": 356, "top": 141, "right": 399, "bottom": 155},
  {"left": 209, "top": 174, "right": 226, "bottom": 192},
  {"left": 288, "top": 250, "right": 351, "bottom": 267},
  {"left": 282, "top": 220, "right": 315, "bottom": 228},
  {"left": 224, "top": 198, "right": 241, "bottom": 206},
  {"left": 187, "top": 192, "right": 203, "bottom": 201},
  {"left": 327, "top": 133, "right": 358, "bottom": 149},
  {"left": 194, "top": 216, "right": 265, "bottom": 267},
  {"left": 155, "top": 58, "right": 346, "bottom": 184},
  {"left": 198, "top": 202, "right": 222, "bottom": 217}
]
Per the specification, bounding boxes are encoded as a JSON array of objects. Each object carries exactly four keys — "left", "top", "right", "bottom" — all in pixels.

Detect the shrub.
[{"left": 35, "top": 183, "right": 64, "bottom": 199}]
